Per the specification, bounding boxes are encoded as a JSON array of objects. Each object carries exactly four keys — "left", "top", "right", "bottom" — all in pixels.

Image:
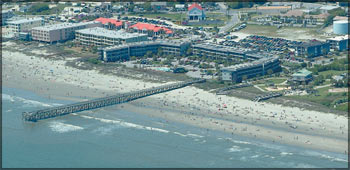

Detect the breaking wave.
[
  {"left": 49, "top": 121, "right": 84, "bottom": 133},
  {"left": 2, "top": 94, "right": 62, "bottom": 107},
  {"left": 227, "top": 145, "right": 250, "bottom": 153},
  {"left": 280, "top": 152, "right": 293, "bottom": 156},
  {"left": 77, "top": 114, "right": 169, "bottom": 134}
]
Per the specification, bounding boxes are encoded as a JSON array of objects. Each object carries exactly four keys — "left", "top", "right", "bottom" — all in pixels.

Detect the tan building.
[
  {"left": 32, "top": 21, "right": 102, "bottom": 43},
  {"left": 75, "top": 27, "right": 148, "bottom": 47},
  {"left": 7, "top": 18, "right": 44, "bottom": 35}
]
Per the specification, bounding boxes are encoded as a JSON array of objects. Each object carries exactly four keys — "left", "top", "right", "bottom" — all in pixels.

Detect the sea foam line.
[
  {"left": 75, "top": 114, "right": 169, "bottom": 133},
  {"left": 173, "top": 132, "right": 204, "bottom": 138},
  {"left": 49, "top": 121, "right": 84, "bottom": 133},
  {"left": 2, "top": 93, "right": 62, "bottom": 107}
]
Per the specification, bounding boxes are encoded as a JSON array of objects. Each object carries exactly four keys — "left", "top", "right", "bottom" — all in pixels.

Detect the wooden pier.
[
  {"left": 252, "top": 92, "right": 282, "bottom": 102},
  {"left": 22, "top": 79, "right": 205, "bottom": 122}
]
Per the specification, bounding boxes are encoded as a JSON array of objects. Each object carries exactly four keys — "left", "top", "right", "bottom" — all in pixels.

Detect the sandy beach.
[{"left": 2, "top": 41, "right": 348, "bottom": 154}]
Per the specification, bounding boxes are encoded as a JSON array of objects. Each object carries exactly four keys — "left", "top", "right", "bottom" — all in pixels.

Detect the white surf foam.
[
  {"left": 93, "top": 126, "right": 115, "bottom": 135},
  {"left": 78, "top": 115, "right": 169, "bottom": 133},
  {"left": 230, "top": 139, "right": 251, "bottom": 145},
  {"left": 49, "top": 121, "right": 84, "bottom": 133},
  {"left": 320, "top": 154, "right": 348, "bottom": 163},
  {"left": 227, "top": 145, "right": 251, "bottom": 153},
  {"left": 173, "top": 132, "right": 204, "bottom": 138},
  {"left": 186, "top": 133, "right": 204, "bottom": 138},
  {"left": 2, "top": 94, "right": 15, "bottom": 102},
  {"left": 280, "top": 152, "right": 293, "bottom": 156},
  {"left": 303, "top": 150, "right": 349, "bottom": 163},
  {"left": 228, "top": 145, "right": 242, "bottom": 152},
  {"left": 251, "top": 154, "right": 260, "bottom": 158},
  {"left": 3, "top": 93, "right": 61, "bottom": 107},
  {"left": 21, "top": 98, "right": 52, "bottom": 107},
  {"left": 173, "top": 132, "right": 187, "bottom": 137}
]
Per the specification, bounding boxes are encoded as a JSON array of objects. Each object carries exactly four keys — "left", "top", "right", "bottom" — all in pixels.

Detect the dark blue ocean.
[{"left": 2, "top": 86, "right": 348, "bottom": 168}]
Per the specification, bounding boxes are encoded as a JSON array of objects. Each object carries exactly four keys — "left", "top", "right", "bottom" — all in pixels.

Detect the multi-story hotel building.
[
  {"left": 192, "top": 43, "right": 263, "bottom": 60},
  {"left": 221, "top": 56, "right": 281, "bottom": 82},
  {"left": 98, "top": 40, "right": 190, "bottom": 62},
  {"left": 2, "top": 9, "right": 14, "bottom": 26},
  {"left": 31, "top": 21, "right": 102, "bottom": 43},
  {"left": 75, "top": 27, "right": 148, "bottom": 47},
  {"left": 7, "top": 18, "right": 44, "bottom": 35},
  {"left": 326, "top": 35, "right": 349, "bottom": 52},
  {"left": 294, "top": 40, "right": 330, "bottom": 58}
]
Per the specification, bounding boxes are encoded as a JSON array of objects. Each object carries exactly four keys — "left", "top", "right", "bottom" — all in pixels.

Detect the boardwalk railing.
[
  {"left": 23, "top": 79, "right": 205, "bottom": 122},
  {"left": 252, "top": 92, "right": 282, "bottom": 102}
]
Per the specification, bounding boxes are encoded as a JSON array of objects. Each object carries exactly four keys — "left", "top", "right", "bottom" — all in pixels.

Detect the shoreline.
[{"left": 2, "top": 41, "right": 348, "bottom": 155}]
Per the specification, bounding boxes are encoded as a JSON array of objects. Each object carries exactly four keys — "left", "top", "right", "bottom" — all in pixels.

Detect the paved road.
[
  {"left": 217, "top": 2, "right": 227, "bottom": 13},
  {"left": 220, "top": 11, "right": 239, "bottom": 34},
  {"left": 217, "top": 3, "right": 240, "bottom": 34},
  {"left": 254, "top": 85, "right": 266, "bottom": 92},
  {"left": 314, "top": 83, "right": 332, "bottom": 89}
]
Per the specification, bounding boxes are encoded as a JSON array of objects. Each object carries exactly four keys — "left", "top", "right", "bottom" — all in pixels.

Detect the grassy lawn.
[
  {"left": 239, "top": 24, "right": 323, "bottom": 40},
  {"left": 128, "top": 13, "right": 186, "bottom": 22},
  {"left": 127, "top": 12, "right": 229, "bottom": 25},
  {"left": 16, "top": 3, "right": 69, "bottom": 15},
  {"left": 239, "top": 24, "right": 278, "bottom": 36},
  {"left": 318, "top": 70, "right": 347, "bottom": 77},
  {"left": 285, "top": 86, "right": 348, "bottom": 109},
  {"left": 334, "top": 102, "right": 348, "bottom": 112},
  {"left": 265, "top": 78, "right": 287, "bottom": 84},
  {"left": 206, "top": 12, "right": 230, "bottom": 22},
  {"left": 240, "top": 86, "right": 266, "bottom": 94}
]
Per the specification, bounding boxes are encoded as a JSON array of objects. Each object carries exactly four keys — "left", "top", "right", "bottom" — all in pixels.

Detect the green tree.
[
  {"left": 145, "top": 51, "right": 153, "bottom": 58},
  {"left": 267, "top": 69, "right": 273, "bottom": 75},
  {"left": 91, "top": 46, "right": 98, "bottom": 54},
  {"left": 128, "top": 4, "right": 135, "bottom": 12},
  {"left": 301, "top": 62, "right": 307, "bottom": 68},
  {"left": 157, "top": 47, "right": 163, "bottom": 56},
  {"left": 143, "top": 2, "right": 152, "bottom": 12},
  {"left": 242, "top": 75, "right": 248, "bottom": 82},
  {"left": 186, "top": 48, "right": 192, "bottom": 56},
  {"left": 28, "top": 3, "right": 50, "bottom": 14}
]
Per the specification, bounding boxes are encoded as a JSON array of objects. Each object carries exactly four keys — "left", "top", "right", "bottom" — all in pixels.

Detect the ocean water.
[{"left": 2, "top": 86, "right": 348, "bottom": 168}]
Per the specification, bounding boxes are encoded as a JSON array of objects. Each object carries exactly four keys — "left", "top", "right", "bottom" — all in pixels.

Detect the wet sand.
[{"left": 2, "top": 41, "right": 348, "bottom": 154}]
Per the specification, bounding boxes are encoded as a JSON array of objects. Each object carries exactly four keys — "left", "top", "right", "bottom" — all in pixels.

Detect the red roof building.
[
  {"left": 129, "top": 22, "right": 173, "bottom": 36},
  {"left": 95, "top": 17, "right": 123, "bottom": 27},
  {"left": 188, "top": 3, "right": 203, "bottom": 11},
  {"left": 187, "top": 3, "right": 205, "bottom": 21}
]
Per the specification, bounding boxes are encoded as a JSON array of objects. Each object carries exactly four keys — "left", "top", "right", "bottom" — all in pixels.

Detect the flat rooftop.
[
  {"left": 193, "top": 43, "right": 252, "bottom": 55},
  {"left": 76, "top": 27, "right": 147, "bottom": 39},
  {"left": 297, "top": 40, "right": 328, "bottom": 47},
  {"left": 327, "top": 35, "right": 349, "bottom": 41},
  {"left": 32, "top": 21, "right": 100, "bottom": 31},
  {"left": 7, "top": 17, "right": 43, "bottom": 25},
  {"left": 292, "top": 69, "right": 312, "bottom": 77},
  {"left": 222, "top": 56, "right": 279, "bottom": 72},
  {"left": 101, "top": 40, "right": 190, "bottom": 51}
]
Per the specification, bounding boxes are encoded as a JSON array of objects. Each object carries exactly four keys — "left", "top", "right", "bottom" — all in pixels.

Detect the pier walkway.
[{"left": 23, "top": 79, "right": 205, "bottom": 122}]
